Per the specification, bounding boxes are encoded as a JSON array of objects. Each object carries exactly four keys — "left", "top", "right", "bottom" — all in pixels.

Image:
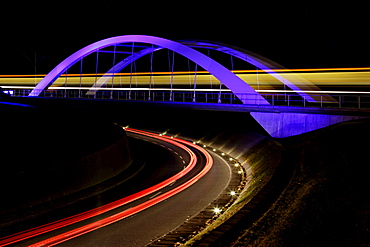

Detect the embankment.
[
  {"left": 0, "top": 102, "right": 132, "bottom": 215},
  {"left": 232, "top": 118, "right": 370, "bottom": 246}
]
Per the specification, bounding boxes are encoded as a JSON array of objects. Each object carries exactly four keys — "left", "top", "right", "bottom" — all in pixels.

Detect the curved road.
[
  {"left": 1, "top": 129, "right": 231, "bottom": 246},
  {"left": 59, "top": 132, "right": 232, "bottom": 246}
]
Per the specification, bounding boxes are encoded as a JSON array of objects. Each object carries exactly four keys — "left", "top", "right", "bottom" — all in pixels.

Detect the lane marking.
[{"left": 149, "top": 191, "right": 162, "bottom": 199}]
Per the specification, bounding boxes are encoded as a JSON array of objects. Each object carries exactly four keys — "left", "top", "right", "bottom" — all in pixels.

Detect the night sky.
[{"left": 1, "top": 3, "right": 369, "bottom": 75}]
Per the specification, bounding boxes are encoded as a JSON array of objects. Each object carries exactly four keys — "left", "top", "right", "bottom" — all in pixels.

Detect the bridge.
[
  {"left": 1, "top": 35, "right": 369, "bottom": 137},
  {"left": 1, "top": 34, "right": 369, "bottom": 246}
]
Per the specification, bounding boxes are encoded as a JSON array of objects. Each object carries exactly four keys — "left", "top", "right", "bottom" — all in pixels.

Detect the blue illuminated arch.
[
  {"left": 86, "top": 38, "right": 334, "bottom": 103},
  {"left": 181, "top": 40, "right": 335, "bottom": 103},
  {"left": 29, "top": 35, "right": 269, "bottom": 105}
]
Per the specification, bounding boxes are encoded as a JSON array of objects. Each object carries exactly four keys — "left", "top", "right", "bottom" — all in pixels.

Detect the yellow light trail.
[
  {"left": 1, "top": 68, "right": 370, "bottom": 90},
  {"left": 1, "top": 67, "right": 370, "bottom": 77}
]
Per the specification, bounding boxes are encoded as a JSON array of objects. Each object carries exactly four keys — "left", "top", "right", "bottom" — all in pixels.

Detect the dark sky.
[{"left": 1, "top": 2, "right": 369, "bottom": 74}]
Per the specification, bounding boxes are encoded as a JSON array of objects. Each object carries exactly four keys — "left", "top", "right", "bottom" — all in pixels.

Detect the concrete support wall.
[{"left": 251, "top": 112, "right": 367, "bottom": 138}]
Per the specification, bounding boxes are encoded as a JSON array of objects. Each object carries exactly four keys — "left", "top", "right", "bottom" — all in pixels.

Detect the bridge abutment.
[{"left": 251, "top": 111, "right": 367, "bottom": 138}]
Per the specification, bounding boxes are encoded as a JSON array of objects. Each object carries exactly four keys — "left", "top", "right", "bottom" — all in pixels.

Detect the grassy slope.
[{"left": 233, "top": 119, "right": 370, "bottom": 246}]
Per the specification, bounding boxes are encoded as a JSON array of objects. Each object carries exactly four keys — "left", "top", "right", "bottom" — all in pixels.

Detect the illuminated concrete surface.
[{"left": 251, "top": 111, "right": 366, "bottom": 138}]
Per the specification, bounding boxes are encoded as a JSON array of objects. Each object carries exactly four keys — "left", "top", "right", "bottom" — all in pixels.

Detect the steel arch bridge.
[{"left": 29, "top": 35, "right": 331, "bottom": 105}]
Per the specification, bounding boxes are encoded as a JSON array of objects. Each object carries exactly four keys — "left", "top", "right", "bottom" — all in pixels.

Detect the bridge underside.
[{"left": 4, "top": 95, "right": 369, "bottom": 138}]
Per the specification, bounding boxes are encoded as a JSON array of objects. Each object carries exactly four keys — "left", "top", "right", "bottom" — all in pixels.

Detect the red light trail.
[{"left": 0, "top": 128, "right": 213, "bottom": 246}]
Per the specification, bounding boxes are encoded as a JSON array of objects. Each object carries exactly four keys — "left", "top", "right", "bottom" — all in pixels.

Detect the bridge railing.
[
  {"left": 261, "top": 93, "right": 370, "bottom": 109},
  {"left": 4, "top": 88, "right": 370, "bottom": 109},
  {"left": 8, "top": 88, "right": 243, "bottom": 104}
]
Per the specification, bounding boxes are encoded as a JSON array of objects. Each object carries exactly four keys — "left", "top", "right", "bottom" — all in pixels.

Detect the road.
[
  {"left": 59, "top": 132, "right": 231, "bottom": 246},
  {"left": 1, "top": 129, "right": 231, "bottom": 246}
]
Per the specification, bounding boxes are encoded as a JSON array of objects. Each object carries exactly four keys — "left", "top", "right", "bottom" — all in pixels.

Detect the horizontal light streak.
[
  {"left": 1, "top": 67, "right": 370, "bottom": 78},
  {"left": 3, "top": 85, "right": 370, "bottom": 95},
  {"left": 2, "top": 72, "right": 370, "bottom": 87},
  {"left": 1, "top": 86, "right": 232, "bottom": 92}
]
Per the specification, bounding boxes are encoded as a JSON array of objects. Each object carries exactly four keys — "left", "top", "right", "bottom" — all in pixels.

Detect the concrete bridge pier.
[{"left": 251, "top": 111, "right": 368, "bottom": 138}]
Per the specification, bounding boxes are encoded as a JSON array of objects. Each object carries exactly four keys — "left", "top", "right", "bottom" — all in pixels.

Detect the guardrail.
[{"left": 3, "top": 88, "right": 370, "bottom": 109}]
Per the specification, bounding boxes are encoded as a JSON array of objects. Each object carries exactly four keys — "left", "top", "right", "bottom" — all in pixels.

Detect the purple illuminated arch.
[
  {"left": 181, "top": 40, "right": 335, "bottom": 103},
  {"left": 87, "top": 39, "right": 334, "bottom": 103},
  {"left": 29, "top": 35, "right": 269, "bottom": 105}
]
